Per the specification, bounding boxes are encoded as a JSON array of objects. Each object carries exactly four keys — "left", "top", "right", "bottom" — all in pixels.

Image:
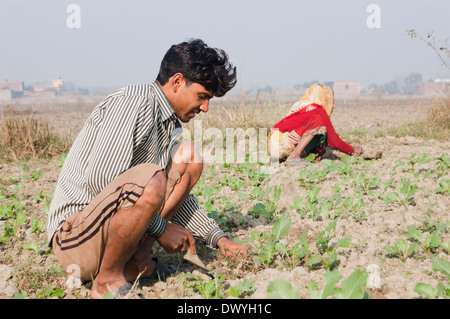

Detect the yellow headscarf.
[{"left": 288, "top": 83, "right": 334, "bottom": 117}]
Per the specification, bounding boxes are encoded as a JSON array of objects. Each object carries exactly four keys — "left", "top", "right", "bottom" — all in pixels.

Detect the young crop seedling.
[
  {"left": 297, "top": 165, "right": 331, "bottom": 190},
  {"left": 309, "top": 268, "right": 370, "bottom": 299},
  {"left": 384, "top": 177, "right": 419, "bottom": 209},
  {"left": 434, "top": 153, "right": 449, "bottom": 177},
  {"left": 249, "top": 186, "right": 272, "bottom": 201},
  {"left": 235, "top": 161, "right": 269, "bottom": 186},
  {"left": 354, "top": 172, "right": 381, "bottom": 196},
  {"left": 216, "top": 174, "right": 246, "bottom": 191},
  {"left": 181, "top": 272, "right": 225, "bottom": 299},
  {"left": 1, "top": 205, "right": 27, "bottom": 244},
  {"left": 33, "top": 189, "right": 54, "bottom": 215},
  {"left": 237, "top": 215, "right": 291, "bottom": 267},
  {"left": 307, "top": 220, "right": 353, "bottom": 270},
  {"left": 385, "top": 238, "right": 419, "bottom": 262},
  {"left": 407, "top": 225, "right": 448, "bottom": 255},
  {"left": 393, "top": 153, "right": 432, "bottom": 178},
  {"left": 226, "top": 278, "right": 256, "bottom": 298},
  {"left": 266, "top": 279, "right": 300, "bottom": 299},
  {"left": 266, "top": 268, "right": 370, "bottom": 299},
  {"left": 335, "top": 194, "right": 366, "bottom": 221},
  {"left": 435, "top": 178, "right": 449, "bottom": 195},
  {"left": 414, "top": 257, "right": 449, "bottom": 299},
  {"left": 247, "top": 185, "right": 281, "bottom": 220},
  {"left": 281, "top": 232, "right": 312, "bottom": 270},
  {"left": 181, "top": 271, "right": 256, "bottom": 299},
  {"left": 290, "top": 185, "right": 327, "bottom": 221},
  {"left": 36, "top": 285, "right": 65, "bottom": 299}
]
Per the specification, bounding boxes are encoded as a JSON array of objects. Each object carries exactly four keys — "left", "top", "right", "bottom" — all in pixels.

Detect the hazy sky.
[{"left": 1, "top": 0, "right": 449, "bottom": 93}]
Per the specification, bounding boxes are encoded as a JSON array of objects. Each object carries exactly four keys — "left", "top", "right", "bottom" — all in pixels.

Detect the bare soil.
[{"left": 0, "top": 97, "right": 448, "bottom": 299}]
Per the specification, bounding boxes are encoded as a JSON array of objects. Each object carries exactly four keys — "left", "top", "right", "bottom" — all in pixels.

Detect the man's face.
[{"left": 171, "top": 80, "right": 213, "bottom": 123}]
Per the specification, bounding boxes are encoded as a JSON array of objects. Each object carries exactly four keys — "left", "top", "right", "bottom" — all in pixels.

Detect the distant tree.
[
  {"left": 403, "top": 72, "right": 422, "bottom": 95},
  {"left": 368, "top": 83, "right": 380, "bottom": 91},
  {"left": 383, "top": 81, "right": 399, "bottom": 95}
]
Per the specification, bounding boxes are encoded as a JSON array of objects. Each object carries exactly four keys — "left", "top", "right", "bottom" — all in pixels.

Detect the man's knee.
[
  {"left": 171, "top": 141, "right": 203, "bottom": 165},
  {"left": 140, "top": 170, "right": 167, "bottom": 208}
]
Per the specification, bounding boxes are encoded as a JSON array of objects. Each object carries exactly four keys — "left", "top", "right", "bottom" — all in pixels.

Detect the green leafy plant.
[
  {"left": 309, "top": 269, "right": 370, "bottom": 299},
  {"left": 435, "top": 153, "right": 449, "bottom": 177},
  {"left": 435, "top": 178, "right": 449, "bottom": 195},
  {"left": 247, "top": 185, "right": 281, "bottom": 220},
  {"left": 182, "top": 272, "right": 255, "bottom": 299},
  {"left": 249, "top": 186, "right": 272, "bottom": 201},
  {"left": 235, "top": 161, "right": 269, "bottom": 186},
  {"left": 414, "top": 257, "right": 449, "bottom": 299},
  {"left": 1, "top": 207, "right": 27, "bottom": 244},
  {"left": 335, "top": 194, "right": 366, "bottom": 221},
  {"left": 385, "top": 238, "right": 419, "bottom": 262},
  {"left": 290, "top": 185, "right": 326, "bottom": 220},
  {"left": 384, "top": 177, "right": 419, "bottom": 208},
  {"left": 182, "top": 272, "right": 225, "bottom": 299},
  {"left": 354, "top": 172, "right": 380, "bottom": 195},
  {"left": 266, "top": 269, "right": 370, "bottom": 299},
  {"left": 37, "top": 285, "right": 65, "bottom": 299},
  {"left": 407, "top": 224, "right": 448, "bottom": 254},
  {"left": 23, "top": 241, "right": 39, "bottom": 254},
  {"left": 238, "top": 215, "right": 291, "bottom": 267},
  {"left": 226, "top": 278, "right": 256, "bottom": 298},
  {"left": 216, "top": 174, "right": 246, "bottom": 190},
  {"left": 297, "top": 165, "right": 331, "bottom": 190},
  {"left": 393, "top": 153, "right": 432, "bottom": 177},
  {"left": 30, "top": 216, "right": 46, "bottom": 237},
  {"left": 33, "top": 189, "right": 54, "bottom": 214},
  {"left": 281, "top": 232, "right": 311, "bottom": 269},
  {"left": 266, "top": 279, "right": 300, "bottom": 299},
  {"left": 308, "top": 220, "right": 353, "bottom": 270}
]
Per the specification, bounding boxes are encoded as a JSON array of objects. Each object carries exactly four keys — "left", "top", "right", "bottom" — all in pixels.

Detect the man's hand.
[
  {"left": 156, "top": 222, "right": 196, "bottom": 254},
  {"left": 217, "top": 237, "right": 248, "bottom": 257}
]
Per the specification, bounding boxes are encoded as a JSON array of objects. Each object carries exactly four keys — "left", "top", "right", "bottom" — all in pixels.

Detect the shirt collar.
[{"left": 151, "top": 81, "right": 176, "bottom": 122}]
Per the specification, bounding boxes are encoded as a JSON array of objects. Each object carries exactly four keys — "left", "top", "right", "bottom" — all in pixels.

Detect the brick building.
[{"left": 333, "top": 80, "right": 361, "bottom": 98}]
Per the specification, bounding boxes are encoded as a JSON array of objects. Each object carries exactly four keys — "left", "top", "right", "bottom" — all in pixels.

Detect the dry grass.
[
  {"left": 427, "top": 94, "right": 450, "bottom": 129},
  {"left": 385, "top": 94, "right": 450, "bottom": 141},
  {"left": 184, "top": 100, "right": 291, "bottom": 133},
  {"left": 0, "top": 112, "right": 71, "bottom": 162}
]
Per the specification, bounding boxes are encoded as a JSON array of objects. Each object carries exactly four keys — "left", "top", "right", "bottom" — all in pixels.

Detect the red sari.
[{"left": 273, "top": 104, "right": 354, "bottom": 155}]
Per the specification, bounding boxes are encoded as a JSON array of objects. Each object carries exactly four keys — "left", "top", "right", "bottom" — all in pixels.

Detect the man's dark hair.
[{"left": 156, "top": 39, "right": 237, "bottom": 97}]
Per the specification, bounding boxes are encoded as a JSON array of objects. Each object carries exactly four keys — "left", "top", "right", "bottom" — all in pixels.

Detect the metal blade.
[{"left": 183, "top": 246, "right": 208, "bottom": 271}]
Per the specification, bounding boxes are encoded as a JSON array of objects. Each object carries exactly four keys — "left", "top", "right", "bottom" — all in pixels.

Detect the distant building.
[
  {"left": 0, "top": 80, "right": 24, "bottom": 98},
  {"left": 421, "top": 79, "right": 450, "bottom": 95},
  {"left": 0, "top": 89, "right": 12, "bottom": 100},
  {"left": 33, "top": 78, "right": 64, "bottom": 94},
  {"left": 333, "top": 81, "right": 360, "bottom": 98}
]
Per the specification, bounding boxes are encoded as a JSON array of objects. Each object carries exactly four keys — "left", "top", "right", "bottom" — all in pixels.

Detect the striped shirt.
[{"left": 47, "top": 81, "right": 225, "bottom": 248}]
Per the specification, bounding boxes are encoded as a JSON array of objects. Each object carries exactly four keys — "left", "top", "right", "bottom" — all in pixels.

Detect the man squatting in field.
[{"left": 46, "top": 39, "right": 248, "bottom": 298}]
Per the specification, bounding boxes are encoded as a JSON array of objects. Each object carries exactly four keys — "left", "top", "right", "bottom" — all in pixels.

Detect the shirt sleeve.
[
  {"left": 319, "top": 111, "right": 354, "bottom": 155},
  {"left": 170, "top": 194, "right": 227, "bottom": 248}
]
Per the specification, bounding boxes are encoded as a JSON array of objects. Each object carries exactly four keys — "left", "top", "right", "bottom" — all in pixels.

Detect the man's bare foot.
[{"left": 91, "top": 278, "right": 129, "bottom": 299}]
